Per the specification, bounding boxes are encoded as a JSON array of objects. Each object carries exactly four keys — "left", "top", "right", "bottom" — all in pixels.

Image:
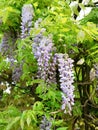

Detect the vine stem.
[{"left": 50, "top": 109, "right": 62, "bottom": 114}]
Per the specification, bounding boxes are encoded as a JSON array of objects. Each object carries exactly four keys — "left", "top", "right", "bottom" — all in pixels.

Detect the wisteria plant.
[{"left": 0, "top": 0, "right": 98, "bottom": 130}]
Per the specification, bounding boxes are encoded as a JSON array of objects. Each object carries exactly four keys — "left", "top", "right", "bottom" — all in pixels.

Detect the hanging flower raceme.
[
  {"left": 0, "top": 32, "right": 10, "bottom": 55},
  {"left": 0, "top": 31, "right": 17, "bottom": 57},
  {"left": 56, "top": 53, "right": 74, "bottom": 114},
  {"left": 39, "top": 116, "right": 52, "bottom": 130},
  {"left": 33, "top": 33, "right": 55, "bottom": 83},
  {"left": 32, "top": 19, "right": 57, "bottom": 84},
  {"left": 32, "top": 18, "right": 75, "bottom": 113},
  {"left": 21, "top": 4, "right": 34, "bottom": 39},
  {"left": 12, "top": 64, "right": 23, "bottom": 83},
  {"left": 12, "top": 4, "right": 34, "bottom": 83}
]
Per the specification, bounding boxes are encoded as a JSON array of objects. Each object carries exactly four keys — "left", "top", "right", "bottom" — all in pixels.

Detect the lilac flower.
[
  {"left": 48, "top": 54, "right": 57, "bottom": 84},
  {"left": 12, "top": 4, "right": 34, "bottom": 83},
  {"left": 40, "top": 116, "right": 52, "bottom": 130},
  {"left": 33, "top": 35, "right": 53, "bottom": 81},
  {"left": 4, "top": 56, "right": 17, "bottom": 67},
  {"left": 56, "top": 53, "right": 74, "bottom": 114},
  {"left": 0, "top": 32, "right": 9, "bottom": 55},
  {"left": 0, "top": 31, "right": 16, "bottom": 56},
  {"left": 21, "top": 4, "right": 34, "bottom": 39},
  {"left": 32, "top": 21, "right": 56, "bottom": 84},
  {"left": 34, "top": 18, "right": 42, "bottom": 28},
  {"left": 12, "top": 64, "right": 22, "bottom": 83},
  {"left": 32, "top": 19, "right": 75, "bottom": 113}
]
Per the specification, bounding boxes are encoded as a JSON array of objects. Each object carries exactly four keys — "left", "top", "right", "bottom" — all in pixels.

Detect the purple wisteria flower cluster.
[
  {"left": 33, "top": 34, "right": 56, "bottom": 84},
  {"left": 0, "top": 32, "right": 10, "bottom": 55},
  {"left": 56, "top": 53, "right": 74, "bottom": 114},
  {"left": 0, "top": 31, "right": 17, "bottom": 74},
  {"left": 0, "top": 31, "right": 16, "bottom": 57},
  {"left": 21, "top": 4, "right": 34, "bottom": 39},
  {"left": 32, "top": 19, "right": 56, "bottom": 84},
  {"left": 11, "top": 4, "right": 34, "bottom": 83},
  {"left": 12, "top": 64, "right": 23, "bottom": 83},
  {"left": 39, "top": 116, "right": 52, "bottom": 130},
  {"left": 32, "top": 19, "right": 75, "bottom": 113}
]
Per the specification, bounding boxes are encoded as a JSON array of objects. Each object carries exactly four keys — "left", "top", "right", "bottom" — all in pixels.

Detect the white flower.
[{"left": 4, "top": 87, "right": 11, "bottom": 94}]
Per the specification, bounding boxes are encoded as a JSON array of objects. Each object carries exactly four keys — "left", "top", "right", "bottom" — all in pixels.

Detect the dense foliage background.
[{"left": 0, "top": 0, "right": 98, "bottom": 130}]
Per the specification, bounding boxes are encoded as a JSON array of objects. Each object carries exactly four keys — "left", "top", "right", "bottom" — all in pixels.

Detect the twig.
[
  {"left": 76, "top": 81, "right": 92, "bottom": 85},
  {"left": 50, "top": 109, "right": 62, "bottom": 114}
]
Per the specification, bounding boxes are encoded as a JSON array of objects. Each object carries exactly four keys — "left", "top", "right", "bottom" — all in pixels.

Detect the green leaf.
[
  {"left": 79, "top": 3, "right": 85, "bottom": 10},
  {"left": 33, "top": 101, "right": 44, "bottom": 111},
  {"left": 71, "top": 46, "right": 79, "bottom": 53},
  {"left": 0, "top": 6, "right": 20, "bottom": 24},
  {"left": 27, "top": 115, "right": 31, "bottom": 126},
  {"left": 77, "top": 30, "right": 85, "bottom": 43},
  {"left": 32, "top": 79, "right": 43, "bottom": 84},
  {"left": 53, "top": 120, "right": 63, "bottom": 126},
  {"left": 6, "top": 117, "right": 20, "bottom": 130},
  {"left": 56, "top": 127, "right": 68, "bottom": 130},
  {"left": 46, "top": 90, "right": 56, "bottom": 100},
  {"left": 20, "top": 111, "right": 26, "bottom": 130},
  {"left": 77, "top": 58, "right": 85, "bottom": 65},
  {"left": 31, "top": 112, "right": 37, "bottom": 123},
  {"left": 36, "top": 82, "right": 47, "bottom": 95},
  {"left": 20, "top": 118, "right": 24, "bottom": 130},
  {"left": 89, "top": 45, "right": 98, "bottom": 51},
  {"left": 33, "top": 2, "right": 38, "bottom": 8}
]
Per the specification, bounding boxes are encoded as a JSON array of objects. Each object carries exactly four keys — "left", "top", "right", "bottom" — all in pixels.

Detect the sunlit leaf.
[
  {"left": 77, "top": 30, "right": 85, "bottom": 42},
  {"left": 27, "top": 115, "right": 31, "bottom": 126},
  {"left": 90, "top": 68, "right": 95, "bottom": 81},
  {"left": 56, "top": 127, "right": 68, "bottom": 130},
  {"left": 6, "top": 117, "right": 20, "bottom": 130},
  {"left": 20, "top": 111, "right": 26, "bottom": 130},
  {"left": 77, "top": 58, "right": 85, "bottom": 65}
]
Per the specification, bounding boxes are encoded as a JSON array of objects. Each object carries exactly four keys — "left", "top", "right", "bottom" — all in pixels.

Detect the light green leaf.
[
  {"left": 6, "top": 117, "right": 20, "bottom": 130},
  {"left": 31, "top": 112, "right": 37, "bottom": 123},
  {"left": 33, "top": 101, "right": 44, "bottom": 111},
  {"left": 77, "top": 30, "right": 85, "bottom": 43},
  {"left": 77, "top": 58, "right": 85, "bottom": 65},
  {"left": 20, "top": 118, "right": 24, "bottom": 130},
  {"left": 53, "top": 120, "right": 63, "bottom": 126},
  {"left": 71, "top": 46, "right": 79, "bottom": 53},
  {"left": 27, "top": 115, "right": 31, "bottom": 126},
  {"left": 56, "top": 127, "right": 68, "bottom": 130},
  {"left": 79, "top": 3, "right": 85, "bottom": 10},
  {"left": 32, "top": 79, "right": 43, "bottom": 84},
  {"left": 33, "top": 2, "right": 38, "bottom": 8},
  {"left": 20, "top": 111, "right": 26, "bottom": 130}
]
